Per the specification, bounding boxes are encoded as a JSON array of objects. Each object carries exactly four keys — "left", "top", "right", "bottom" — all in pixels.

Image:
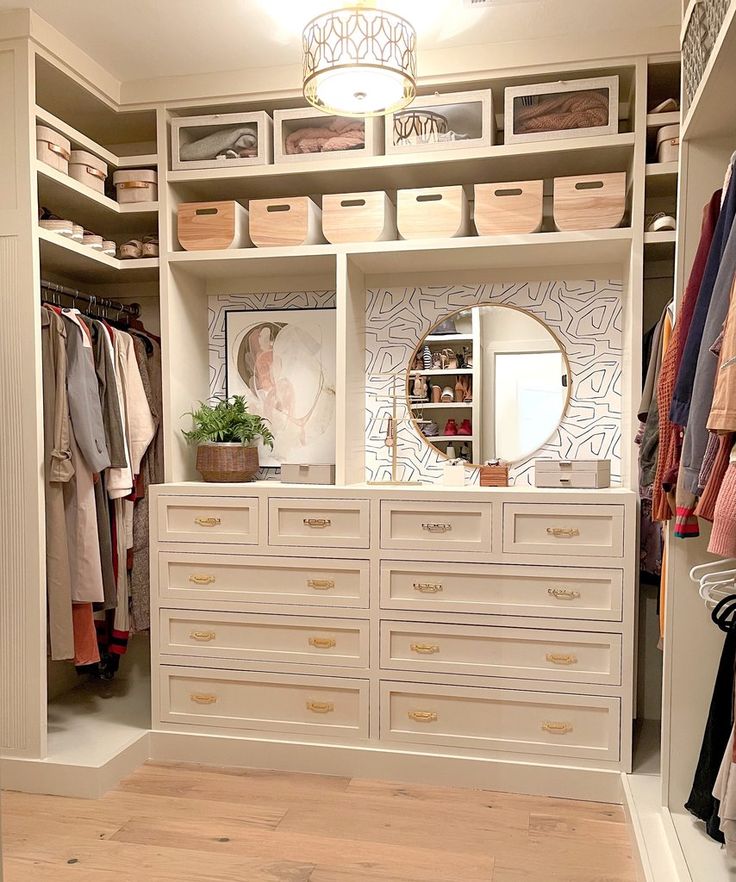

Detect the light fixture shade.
[{"left": 303, "top": 6, "right": 417, "bottom": 117}]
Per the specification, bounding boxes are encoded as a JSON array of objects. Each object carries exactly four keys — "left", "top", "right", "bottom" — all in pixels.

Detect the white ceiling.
[{"left": 1, "top": 0, "right": 680, "bottom": 83}]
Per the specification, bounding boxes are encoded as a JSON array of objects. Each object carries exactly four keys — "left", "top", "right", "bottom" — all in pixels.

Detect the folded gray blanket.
[{"left": 180, "top": 125, "right": 258, "bottom": 161}]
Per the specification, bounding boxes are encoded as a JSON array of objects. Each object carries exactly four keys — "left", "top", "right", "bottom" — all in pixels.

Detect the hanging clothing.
[
  {"left": 40, "top": 307, "right": 75, "bottom": 661},
  {"left": 653, "top": 191, "right": 723, "bottom": 522},
  {"left": 709, "top": 274, "right": 736, "bottom": 433},
  {"left": 685, "top": 624, "right": 736, "bottom": 841},
  {"left": 714, "top": 728, "right": 736, "bottom": 855}
]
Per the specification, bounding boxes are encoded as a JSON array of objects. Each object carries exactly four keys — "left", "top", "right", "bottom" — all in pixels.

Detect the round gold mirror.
[{"left": 407, "top": 304, "right": 571, "bottom": 466}]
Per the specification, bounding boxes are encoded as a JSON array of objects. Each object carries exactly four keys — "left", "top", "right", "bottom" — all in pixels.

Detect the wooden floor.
[{"left": 2, "top": 762, "right": 638, "bottom": 881}]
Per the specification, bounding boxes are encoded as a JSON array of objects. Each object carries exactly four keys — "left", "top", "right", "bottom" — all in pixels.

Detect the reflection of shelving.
[
  {"left": 425, "top": 435, "right": 475, "bottom": 442},
  {"left": 411, "top": 401, "right": 473, "bottom": 409},
  {"left": 425, "top": 333, "right": 473, "bottom": 343},
  {"left": 409, "top": 369, "right": 473, "bottom": 377}
]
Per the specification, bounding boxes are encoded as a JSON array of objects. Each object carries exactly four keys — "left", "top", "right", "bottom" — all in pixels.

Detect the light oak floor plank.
[{"left": 2, "top": 761, "right": 636, "bottom": 882}]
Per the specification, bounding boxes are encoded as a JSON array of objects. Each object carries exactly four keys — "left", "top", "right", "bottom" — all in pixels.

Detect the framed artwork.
[{"left": 225, "top": 307, "right": 337, "bottom": 467}]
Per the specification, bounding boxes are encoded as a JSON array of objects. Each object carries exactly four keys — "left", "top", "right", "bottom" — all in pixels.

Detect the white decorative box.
[
  {"left": 274, "top": 107, "right": 382, "bottom": 164},
  {"left": 534, "top": 459, "right": 611, "bottom": 489},
  {"left": 385, "top": 89, "right": 495, "bottom": 155},
  {"left": 504, "top": 76, "right": 619, "bottom": 144},
  {"left": 171, "top": 111, "right": 273, "bottom": 170},
  {"left": 442, "top": 461, "right": 466, "bottom": 487},
  {"left": 281, "top": 464, "right": 336, "bottom": 485}
]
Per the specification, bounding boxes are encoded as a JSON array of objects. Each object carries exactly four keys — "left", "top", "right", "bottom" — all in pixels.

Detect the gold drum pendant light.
[{"left": 302, "top": 3, "right": 417, "bottom": 117}]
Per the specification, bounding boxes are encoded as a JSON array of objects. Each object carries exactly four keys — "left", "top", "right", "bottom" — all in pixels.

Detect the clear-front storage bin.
[
  {"left": 385, "top": 90, "right": 494, "bottom": 154},
  {"left": 171, "top": 112, "right": 273, "bottom": 170},
  {"left": 273, "top": 107, "right": 383, "bottom": 163},
  {"left": 504, "top": 76, "right": 619, "bottom": 144}
]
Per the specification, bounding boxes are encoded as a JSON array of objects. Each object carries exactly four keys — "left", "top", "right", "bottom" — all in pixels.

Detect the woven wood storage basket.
[
  {"left": 195, "top": 443, "right": 259, "bottom": 482},
  {"left": 479, "top": 464, "right": 509, "bottom": 487},
  {"left": 682, "top": 0, "right": 729, "bottom": 109}
]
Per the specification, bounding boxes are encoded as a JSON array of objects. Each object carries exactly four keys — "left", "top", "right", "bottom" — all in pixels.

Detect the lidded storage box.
[
  {"left": 171, "top": 112, "right": 273, "bottom": 170},
  {"left": 177, "top": 201, "right": 251, "bottom": 251},
  {"left": 248, "top": 197, "right": 325, "bottom": 247},
  {"left": 69, "top": 150, "right": 108, "bottom": 194},
  {"left": 474, "top": 180, "right": 544, "bottom": 236},
  {"left": 656, "top": 124, "right": 680, "bottom": 163},
  {"left": 280, "top": 464, "right": 336, "bottom": 485},
  {"left": 553, "top": 173, "right": 626, "bottom": 231},
  {"left": 322, "top": 191, "right": 396, "bottom": 244},
  {"left": 534, "top": 459, "right": 611, "bottom": 489},
  {"left": 397, "top": 186, "right": 471, "bottom": 240},
  {"left": 112, "top": 169, "right": 158, "bottom": 203},
  {"left": 385, "top": 89, "right": 494, "bottom": 154},
  {"left": 36, "top": 125, "right": 71, "bottom": 174},
  {"left": 504, "top": 76, "right": 619, "bottom": 144},
  {"left": 273, "top": 108, "right": 381, "bottom": 163}
]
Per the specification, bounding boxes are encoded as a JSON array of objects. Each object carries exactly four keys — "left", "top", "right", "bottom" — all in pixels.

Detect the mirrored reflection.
[{"left": 408, "top": 304, "right": 570, "bottom": 464}]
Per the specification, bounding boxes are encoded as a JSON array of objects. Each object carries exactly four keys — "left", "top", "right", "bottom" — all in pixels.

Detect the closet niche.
[{"left": 406, "top": 304, "right": 570, "bottom": 465}]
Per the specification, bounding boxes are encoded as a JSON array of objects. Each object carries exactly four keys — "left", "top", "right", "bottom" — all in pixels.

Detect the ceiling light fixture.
[{"left": 302, "top": 2, "right": 417, "bottom": 117}]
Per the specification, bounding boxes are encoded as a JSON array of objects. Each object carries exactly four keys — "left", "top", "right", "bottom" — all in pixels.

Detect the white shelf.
[
  {"left": 412, "top": 402, "right": 473, "bottom": 410},
  {"left": 38, "top": 227, "right": 159, "bottom": 283},
  {"left": 682, "top": 0, "right": 736, "bottom": 140},
  {"left": 37, "top": 162, "right": 158, "bottom": 235},
  {"left": 645, "top": 162, "right": 678, "bottom": 198},
  {"left": 168, "top": 229, "right": 633, "bottom": 281},
  {"left": 425, "top": 333, "right": 474, "bottom": 342},
  {"left": 35, "top": 105, "right": 158, "bottom": 170},
  {"left": 646, "top": 161, "right": 678, "bottom": 178},
  {"left": 167, "top": 133, "right": 636, "bottom": 201},
  {"left": 410, "top": 369, "right": 473, "bottom": 376},
  {"left": 424, "top": 435, "right": 475, "bottom": 442},
  {"left": 646, "top": 111, "right": 681, "bottom": 129},
  {"left": 644, "top": 229, "right": 676, "bottom": 262}
]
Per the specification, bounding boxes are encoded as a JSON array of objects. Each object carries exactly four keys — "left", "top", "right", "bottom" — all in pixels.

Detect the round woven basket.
[{"left": 195, "top": 443, "right": 259, "bottom": 482}]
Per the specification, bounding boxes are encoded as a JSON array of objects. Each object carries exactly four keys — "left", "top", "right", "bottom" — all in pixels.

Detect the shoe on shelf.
[
  {"left": 431, "top": 383, "right": 442, "bottom": 403},
  {"left": 432, "top": 350, "right": 442, "bottom": 370},
  {"left": 413, "top": 375, "right": 429, "bottom": 400},
  {"left": 119, "top": 238, "right": 143, "bottom": 259},
  {"left": 443, "top": 419, "right": 458, "bottom": 436},
  {"left": 649, "top": 98, "right": 679, "bottom": 114},
  {"left": 440, "top": 385, "right": 454, "bottom": 402},
  {"left": 646, "top": 212, "right": 676, "bottom": 233},
  {"left": 421, "top": 420, "right": 439, "bottom": 437},
  {"left": 457, "top": 419, "right": 472, "bottom": 436},
  {"left": 142, "top": 235, "right": 159, "bottom": 258},
  {"left": 441, "top": 348, "right": 458, "bottom": 370}
]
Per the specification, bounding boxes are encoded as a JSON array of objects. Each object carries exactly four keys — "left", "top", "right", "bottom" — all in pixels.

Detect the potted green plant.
[{"left": 183, "top": 396, "right": 274, "bottom": 482}]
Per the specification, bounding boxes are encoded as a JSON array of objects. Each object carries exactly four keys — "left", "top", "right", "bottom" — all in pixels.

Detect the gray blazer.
[{"left": 62, "top": 311, "right": 111, "bottom": 474}]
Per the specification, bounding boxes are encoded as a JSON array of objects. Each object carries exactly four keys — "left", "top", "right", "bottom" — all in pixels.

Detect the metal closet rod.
[{"left": 40, "top": 279, "right": 140, "bottom": 317}]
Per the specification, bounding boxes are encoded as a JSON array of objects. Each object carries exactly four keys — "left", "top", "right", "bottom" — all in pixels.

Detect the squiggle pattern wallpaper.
[{"left": 209, "top": 280, "right": 622, "bottom": 485}]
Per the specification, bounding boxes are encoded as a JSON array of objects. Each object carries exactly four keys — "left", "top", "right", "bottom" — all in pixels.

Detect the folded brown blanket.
[
  {"left": 285, "top": 117, "right": 365, "bottom": 155},
  {"left": 514, "top": 90, "right": 610, "bottom": 134}
]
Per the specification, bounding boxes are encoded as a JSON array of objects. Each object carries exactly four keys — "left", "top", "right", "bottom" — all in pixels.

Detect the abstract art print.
[{"left": 225, "top": 308, "right": 337, "bottom": 467}]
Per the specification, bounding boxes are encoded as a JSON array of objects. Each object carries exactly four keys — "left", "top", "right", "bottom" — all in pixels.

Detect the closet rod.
[{"left": 40, "top": 279, "right": 140, "bottom": 318}]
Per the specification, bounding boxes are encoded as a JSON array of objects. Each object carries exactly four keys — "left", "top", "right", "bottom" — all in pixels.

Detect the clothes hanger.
[
  {"left": 711, "top": 593, "right": 736, "bottom": 632},
  {"left": 690, "top": 559, "right": 736, "bottom": 582}
]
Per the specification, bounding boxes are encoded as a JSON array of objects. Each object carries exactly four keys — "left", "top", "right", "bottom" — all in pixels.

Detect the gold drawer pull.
[
  {"left": 422, "top": 522, "right": 451, "bottom": 533},
  {"left": 308, "top": 578, "right": 335, "bottom": 590},
  {"left": 306, "top": 701, "right": 334, "bottom": 714},
  {"left": 542, "top": 721, "right": 573, "bottom": 735},
  {"left": 546, "top": 527, "right": 580, "bottom": 538},
  {"left": 304, "top": 517, "right": 332, "bottom": 528},
  {"left": 188, "top": 574, "right": 216, "bottom": 585},
  {"left": 190, "top": 630, "right": 216, "bottom": 642},
  {"left": 408, "top": 710, "right": 438, "bottom": 723},
  {"left": 190, "top": 693, "right": 218, "bottom": 705},
  {"left": 413, "top": 582, "right": 443, "bottom": 593},
  {"left": 309, "top": 637, "right": 336, "bottom": 649},
  {"left": 547, "top": 588, "right": 581, "bottom": 601},
  {"left": 546, "top": 653, "right": 578, "bottom": 665},
  {"left": 195, "top": 517, "right": 221, "bottom": 527},
  {"left": 411, "top": 643, "right": 440, "bottom": 654}
]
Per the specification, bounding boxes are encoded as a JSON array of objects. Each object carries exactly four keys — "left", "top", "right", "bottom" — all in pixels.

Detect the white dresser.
[{"left": 150, "top": 483, "right": 637, "bottom": 799}]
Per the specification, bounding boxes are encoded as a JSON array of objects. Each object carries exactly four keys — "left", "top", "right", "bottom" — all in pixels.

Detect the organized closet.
[{"left": 1, "top": 3, "right": 735, "bottom": 879}]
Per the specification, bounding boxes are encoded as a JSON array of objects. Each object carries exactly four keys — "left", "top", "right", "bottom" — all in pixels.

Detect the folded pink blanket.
[
  {"left": 286, "top": 118, "right": 365, "bottom": 154},
  {"left": 514, "top": 90, "right": 610, "bottom": 134}
]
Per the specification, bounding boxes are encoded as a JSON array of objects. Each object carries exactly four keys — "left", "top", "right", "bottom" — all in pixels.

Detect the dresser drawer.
[
  {"left": 269, "top": 499, "right": 370, "bottom": 549},
  {"left": 160, "top": 610, "right": 369, "bottom": 668},
  {"left": 380, "top": 501, "right": 492, "bottom": 553},
  {"left": 159, "top": 553, "right": 369, "bottom": 608},
  {"left": 381, "top": 562, "right": 623, "bottom": 621},
  {"left": 380, "top": 622, "right": 621, "bottom": 685},
  {"left": 157, "top": 496, "right": 258, "bottom": 544},
  {"left": 380, "top": 682, "right": 619, "bottom": 761},
  {"left": 502, "top": 504, "right": 624, "bottom": 558},
  {"left": 160, "top": 666, "right": 369, "bottom": 738}
]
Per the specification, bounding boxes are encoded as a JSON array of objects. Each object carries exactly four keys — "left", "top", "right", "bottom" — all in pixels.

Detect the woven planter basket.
[{"left": 195, "top": 442, "right": 259, "bottom": 482}]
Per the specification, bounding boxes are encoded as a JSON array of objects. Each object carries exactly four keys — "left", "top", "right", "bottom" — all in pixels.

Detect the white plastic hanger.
[{"left": 689, "top": 558, "right": 736, "bottom": 582}]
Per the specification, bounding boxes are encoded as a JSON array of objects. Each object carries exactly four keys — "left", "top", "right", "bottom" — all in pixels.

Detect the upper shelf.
[
  {"left": 167, "top": 133, "right": 637, "bottom": 201},
  {"left": 37, "top": 163, "right": 158, "bottom": 235},
  {"left": 168, "top": 229, "right": 633, "bottom": 280},
  {"left": 38, "top": 228, "right": 160, "bottom": 283},
  {"left": 683, "top": 0, "right": 736, "bottom": 141}
]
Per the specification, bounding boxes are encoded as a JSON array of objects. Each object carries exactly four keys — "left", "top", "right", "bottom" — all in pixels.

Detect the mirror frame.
[{"left": 405, "top": 302, "right": 573, "bottom": 467}]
